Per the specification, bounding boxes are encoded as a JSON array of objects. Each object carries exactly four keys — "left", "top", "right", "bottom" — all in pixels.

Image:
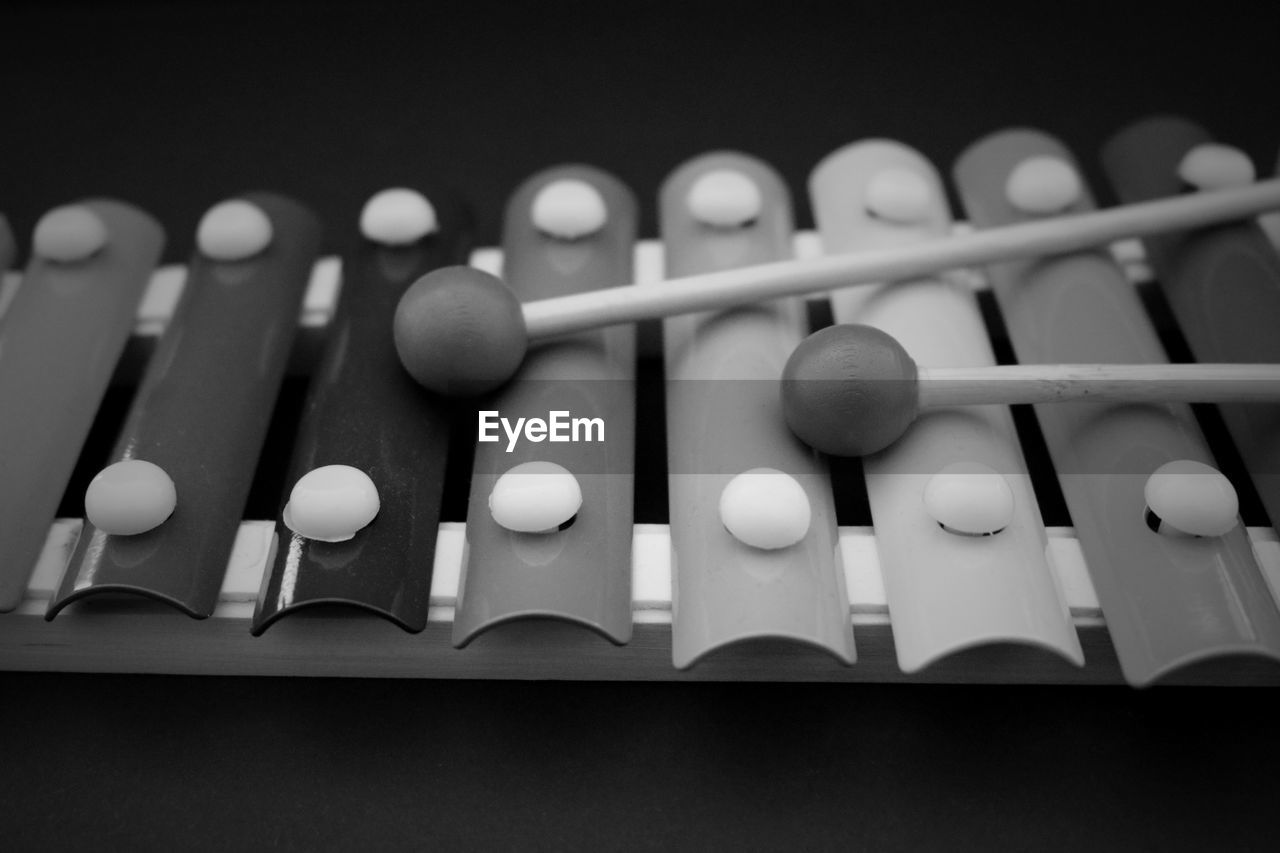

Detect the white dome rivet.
[
  {"left": 1178, "top": 144, "right": 1256, "bottom": 191},
  {"left": 1145, "top": 459, "right": 1238, "bottom": 537},
  {"left": 865, "top": 168, "right": 934, "bottom": 224},
  {"left": 686, "top": 169, "right": 763, "bottom": 228},
  {"left": 85, "top": 460, "right": 177, "bottom": 536},
  {"left": 530, "top": 180, "right": 607, "bottom": 239},
  {"left": 360, "top": 188, "right": 438, "bottom": 245},
  {"left": 924, "top": 461, "right": 1015, "bottom": 536},
  {"left": 719, "top": 468, "right": 811, "bottom": 550},
  {"left": 489, "top": 460, "right": 583, "bottom": 534},
  {"left": 33, "top": 205, "right": 108, "bottom": 263},
  {"left": 283, "top": 465, "right": 381, "bottom": 543},
  {"left": 197, "top": 199, "right": 274, "bottom": 261},
  {"left": 1005, "top": 156, "right": 1082, "bottom": 215}
]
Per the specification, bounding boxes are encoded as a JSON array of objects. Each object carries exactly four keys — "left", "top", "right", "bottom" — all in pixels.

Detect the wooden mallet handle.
[
  {"left": 918, "top": 363, "right": 1280, "bottom": 408},
  {"left": 527, "top": 178, "right": 1280, "bottom": 338}
]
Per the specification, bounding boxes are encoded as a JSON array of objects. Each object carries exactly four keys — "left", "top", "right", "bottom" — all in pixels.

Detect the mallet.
[
  {"left": 392, "top": 179, "right": 1280, "bottom": 396},
  {"left": 782, "top": 324, "right": 1280, "bottom": 457}
]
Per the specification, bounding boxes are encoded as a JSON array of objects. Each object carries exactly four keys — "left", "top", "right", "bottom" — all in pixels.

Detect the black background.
[{"left": 4, "top": 1, "right": 1280, "bottom": 850}]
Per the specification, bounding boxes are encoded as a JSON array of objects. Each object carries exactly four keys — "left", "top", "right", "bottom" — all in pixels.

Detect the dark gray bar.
[
  {"left": 253, "top": 187, "right": 471, "bottom": 634},
  {"left": 47, "top": 193, "right": 320, "bottom": 619}
]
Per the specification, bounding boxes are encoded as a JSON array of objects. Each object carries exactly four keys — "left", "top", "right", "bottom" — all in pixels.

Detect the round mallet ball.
[
  {"left": 781, "top": 324, "right": 919, "bottom": 457},
  {"left": 393, "top": 265, "right": 528, "bottom": 396}
]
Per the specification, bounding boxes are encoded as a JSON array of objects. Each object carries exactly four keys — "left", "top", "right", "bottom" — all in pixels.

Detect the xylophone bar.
[
  {"left": 252, "top": 188, "right": 472, "bottom": 635},
  {"left": 659, "top": 152, "right": 854, "bottom": 669},
  {"left": 452, "top": 167, "right": 638, "bottom": 647},
  {"left": 45, "top": 194, "right": 322, "bottom": 619},
  {"left": 2, "top": 226, "right": 1280, "bottom": 682},
  {"left": 810, "top": 141, "right": 1084, "bottom": 675}
]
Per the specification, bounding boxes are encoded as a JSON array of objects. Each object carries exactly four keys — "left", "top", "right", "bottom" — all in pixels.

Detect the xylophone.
[{"left": 2, "top": 116, "right": 1280, "bottom": 686}]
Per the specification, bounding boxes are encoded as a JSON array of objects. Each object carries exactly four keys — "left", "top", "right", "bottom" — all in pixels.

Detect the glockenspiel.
[{"left": 2, "top": 118, "right": 1280, "bottom": 687}]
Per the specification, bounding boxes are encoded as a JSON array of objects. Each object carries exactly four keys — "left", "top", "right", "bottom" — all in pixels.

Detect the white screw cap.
[
  {"left": 1178, "top": 144, "right": 1255, "bottom": 191},
  {"left": 865, "top": 168, "right": 934, "bottom": 224},
  {"left": 85, "top": 459, "right": 177, "bottom": 536},
  {"left": 1145, "top": 459, "right": 1238, "bottom": 537},
  {"left": 33, "top": 205, "right": 108, "bottom": 263},
  {"left": 360, "top": 188, "right": 438, "bottom": 245},
  {"left": 686, "top": 169, "right": 762, "bottom": 228},
  {"left": 283, "top": 465, "right": 381, "bottom": 543},
  {"left": 1005, "top": 156, "right": 1082, "bottom": 215},
  {"left": 197, "top": 199, "right": 273, "bottom": 261},
  {"left": 924, "top": 461, "right": 1014, "bottom": 536},
  {"left": 489, "top": 460, "right": 583, "bottom": 534},
  {"left": 531, "top": 179, "right": 607, "bottom": 239},
  {"left": 718, "top": 468, "right": 811, "bottom": 550}
]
